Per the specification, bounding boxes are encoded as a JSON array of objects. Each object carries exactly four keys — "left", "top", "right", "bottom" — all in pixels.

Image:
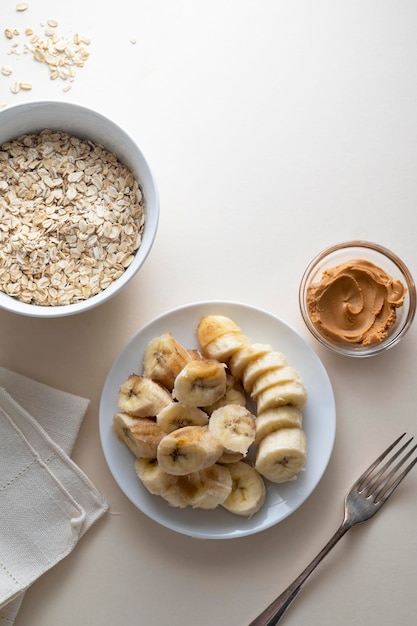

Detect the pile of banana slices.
[{"left": 113, "top": 315, "right": 308, "bottom": 517}]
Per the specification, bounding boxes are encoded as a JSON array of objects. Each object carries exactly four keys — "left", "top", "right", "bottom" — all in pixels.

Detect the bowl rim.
[
  {"left": 0, "top": 100, "right": 159, "bottom": 318},
  {"left": 299, "top": 240, "right": 417, "bottom": 357}
]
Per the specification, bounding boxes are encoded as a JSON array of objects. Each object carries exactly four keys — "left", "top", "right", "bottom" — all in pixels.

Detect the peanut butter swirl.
[{"left": 307, "top": 259, "right": 407, "bottom": 346}]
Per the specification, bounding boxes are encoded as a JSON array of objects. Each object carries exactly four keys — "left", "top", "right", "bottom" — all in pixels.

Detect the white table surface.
[{"left": 1, "top": 1, "right": 417, "bottom": 624}]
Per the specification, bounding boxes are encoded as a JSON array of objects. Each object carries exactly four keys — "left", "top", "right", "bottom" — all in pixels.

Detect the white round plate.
[{"left": 99, "top": 301, "right": 336, "bottom": 539}]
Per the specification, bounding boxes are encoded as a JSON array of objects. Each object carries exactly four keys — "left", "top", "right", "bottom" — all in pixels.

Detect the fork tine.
[
  {"left": 353, "top": 433, "right": 407, "bottom": 491},
  {"left": 353, "top": 433, "right": 417, "bottom": 505},
  {"left": 362, "top": 437, "right": 415, "bottom": 497},
  {"left": 374, "top": 450, "right": 417, "bottom": 504}
]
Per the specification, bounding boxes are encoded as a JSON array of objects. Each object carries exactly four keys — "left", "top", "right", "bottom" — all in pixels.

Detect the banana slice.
[
  {"left": 242, "top": 350, "right": 289, "bottom": 393},
  {"left": 204, "top": 374, "right": 246, "bottom": 415},
  {"left": 217, "top": 450, "right": 245, "bottom": 464},
  {"left": 172, "top": 358, "right": 227, "bottom": 407},
  {"left": 156, "top": 402, "right": 209, "bottom": 433},
  {"left": 135, "top": 458, "right": 178, "bottom": 495},
  {"left": 178, "top": 464, "right": 233, "bottom": 509},
  {"left": 158, "top": 479, "right": 195, "bottom": 508},
  {"left": 118, "top": 374, "right": 172, "bottom": 417},
  {"left": 228, "top": 342, "right": 274, "bottom": 380},
  {"left": 255, "top": 406, "right": 303, "bottom": 446},
  {"left": 202, "top": 331, "right": 249, "bottom": 362},
  {"left": 221, "top": 461, "right": 266, "bottom": 517},
  {"left": 143, "top": 332, "right": 192, "bottom": 390},
  {"left": 255, "top": 380, "right": 308, "bottom": 413},
  {"left": 113, "top": 412, "right": 165, "bottom": 458},
  {"left": 255, "top": 427, "right": 307, "bottom": 483},
  {"left": 135, "top": 458, "right": 191, "bottom": 508},
  {"left": 141, "top": 463, "right": 232, "bottom": 509},
  {"left": 209, "top": 405, "right": 256, "bottom": 455},
  {"left": 157, "top": 425, "right": 224, "bottom": 475},
  {"left": 251, "top": 366, "right": 302, "bottom": 400},
  {"left": 188, "top": 349, "right": 203, "bottom": 360},
  {"left": 197, "top": 314, "right": 242, "bottom": 350}
]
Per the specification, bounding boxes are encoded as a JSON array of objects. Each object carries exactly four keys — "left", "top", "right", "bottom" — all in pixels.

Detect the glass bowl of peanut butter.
[{"left": 299, "top": 241, "right": 416, "bottom": 357}]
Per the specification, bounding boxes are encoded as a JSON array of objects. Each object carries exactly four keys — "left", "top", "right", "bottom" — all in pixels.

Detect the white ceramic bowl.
[{"left": 0, "top": 101, "right": 159, "bottom": 317}]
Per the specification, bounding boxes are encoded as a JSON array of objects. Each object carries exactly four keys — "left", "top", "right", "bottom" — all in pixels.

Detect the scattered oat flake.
[
  {"left": 3, "top": 19, "right": 92, "bottom": 95},
  {"left": 16, "top": 2, "right": 29, "bottom": 11},
  {"left": 1, "top": 66, "right": 13, "bottom": 76}
]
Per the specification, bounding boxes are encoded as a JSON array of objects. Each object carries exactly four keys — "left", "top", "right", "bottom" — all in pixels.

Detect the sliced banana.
[
  {"left": 221, "top": 461, "right": 266, "bottom": 517},
  {"left": 255, "top": 380, "right": 307, "bottom": 413},
  {"left": 157, "top": 425, "right": 224, "bottom": 475},
  {"left": 255, "top": 427, "right": 307, "bottom": 483},
  {"left": 202, "top": 331, "right": 249, "bottom": 362},
  {"left": 172, "top": 358, "right": 227, "bottom": 407},
  {"left": 115, "top": 313, "right": 310, "bottom": 517},
  {"left": 228, "top": 342, "right": 274, "bottom": 380},
  {"left": 209, "top": 404, "right": 256, "bottom": 455},
  {"left": 217, "top": 450, "right": 245, "bottom": 464},
  {"left": 251, "top": 366, "right": 302, "bottom": 400},
  {"left": 143, "top": 332, "right": 192, "bottom": 390},
  {"left": 179, "top": 464, "right": 233, "bottom": 509},
  {"left": 242, "top": 350, "right": 289, "bottom": 393},
  {"left": 197, "top": 314, "right": 242, "bottom": 350},
  {"left": 118, "top": 374, "right": 172, "bottom": 417},
  {"left": 204, "top": 374, "right": 246, "bottom": 415},
  {"left": 113, "top": 412, "right": 165, "bottom": 458},
  {"left": 255, "top": 406, "right": 303, "bottom": 446},
  {"left": 135, "top": 457, "right": 195, "bottom": 508},
  {"left": 157, "top": 481, "right": 193, "bottom": 508},
  {"left": 188, "top": 349, "right": 203, "bottom": 360},
  {"left": 156, "top": 402, "right": 209, "bottom": 433},
  {"left": 135, "top": 458, "right": 232, "bottom": 509},
  {"left": 135, "top": 458, "right": 178, "bottom": 495}
]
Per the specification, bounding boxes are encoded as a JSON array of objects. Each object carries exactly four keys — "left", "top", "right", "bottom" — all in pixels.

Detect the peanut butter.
[{"left": 307, "top": 259, "right": 407, "bottom": 346}]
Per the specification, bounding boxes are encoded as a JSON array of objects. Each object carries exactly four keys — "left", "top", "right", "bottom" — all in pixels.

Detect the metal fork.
[{"left": 249, "top": 433, "right": 417, "bottom": 626}]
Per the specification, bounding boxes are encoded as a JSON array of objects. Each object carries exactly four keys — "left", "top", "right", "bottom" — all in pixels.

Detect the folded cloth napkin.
[{"left": 0, "top": 368, "right": 108, "bottom": 625}]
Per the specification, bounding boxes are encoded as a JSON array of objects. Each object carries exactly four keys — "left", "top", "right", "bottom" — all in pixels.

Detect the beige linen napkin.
[{"left": 0, "top": 368, "right": 108, "bottom": 625}]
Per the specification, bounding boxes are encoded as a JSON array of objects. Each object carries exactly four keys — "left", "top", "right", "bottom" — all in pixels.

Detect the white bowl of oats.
[{"left": 0, "top": 100, "right": 159, "bottom": 317}]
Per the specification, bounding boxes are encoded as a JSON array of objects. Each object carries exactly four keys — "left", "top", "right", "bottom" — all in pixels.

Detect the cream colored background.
[{"left": 1, "top": 1, "right": 417, "bottom": 624}]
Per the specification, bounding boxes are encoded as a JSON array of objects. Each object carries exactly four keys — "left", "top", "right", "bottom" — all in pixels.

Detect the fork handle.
[{"left": 248, "top": 522, "right": 351, "bottom": 626}]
